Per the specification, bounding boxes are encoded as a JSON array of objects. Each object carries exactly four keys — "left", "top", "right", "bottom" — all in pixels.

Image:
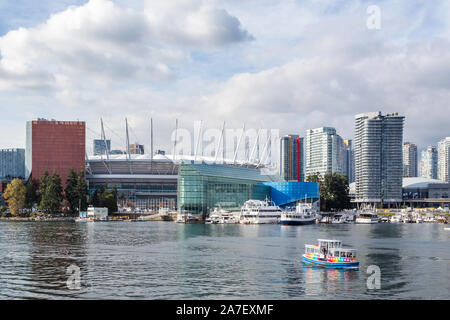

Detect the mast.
[
  {"left": 173, "top": 118, "right": 178, "bottom": 161},
  {"left": 249, "top": 128, "right": 261, "bottom": 164},
  {"left": 233, "top": 123, "right": 245, "bottom": 164},
  {"left": 150, "top": 117, "right": 154, "bottom": 162},
  {"left": 125, "top": 118, "right": 132, "bottom": 174},
  {"left": 214, "top": 121, "right": 225, "bottom": 164},
  {"left": 194, "top": 120, "right": 203, "bottom": 162}
]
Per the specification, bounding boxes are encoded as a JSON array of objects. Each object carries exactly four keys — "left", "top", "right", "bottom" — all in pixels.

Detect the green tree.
[
  {"left": 64, "top": 169, "right": 78, "bottom": 213},
  {"left": 65, "top": 169, "right": 87, "bottom": 215},
  {"left": 4, "top": 178, "right": 27, "bottom": 216},
  {"left": 38, "top": 170, "right": 63, "bottom": 214},
  {"left": 306, "top": 172, "right": 350, "bottom": 211},
  {"left": 24, "top": 179, "right": 39, "bottom": 209},
  {"left": 102, "top": 187, "right": 118, "bottom": 214}
]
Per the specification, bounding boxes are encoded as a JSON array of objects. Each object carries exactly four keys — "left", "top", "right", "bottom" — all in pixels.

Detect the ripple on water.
[{"left": 0, "top": 221, "right": 449, "bottom": 299}]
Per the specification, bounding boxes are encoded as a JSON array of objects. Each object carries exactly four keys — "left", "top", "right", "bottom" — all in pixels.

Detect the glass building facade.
[
  {"left": 354, "top": 112, "right": 404, "bottom": 204},
  {"left": 178, "top": 162, "right": 281, "bottom": 215},
  {"left": 0, "top": 148, "right": 25, "bottom": 180},
  {"left": 178, "top": 162, "right": 319, "bottom": 215},
  {"left": 260, "top": 181, "right": 319, "bottom": 208}
]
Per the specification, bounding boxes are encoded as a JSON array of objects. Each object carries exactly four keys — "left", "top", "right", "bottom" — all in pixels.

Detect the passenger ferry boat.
[
  {"left": 355, "top": 210, "right": 380, "bottom": 224},
  {"left": 280, "top": 202, "right": 317, "bottom": 225},
  {"left": 239, "top": 199, "right": 282, "bottom": 224},
  {"left": 302, "top": 239, "right": 359, "bottom": 268}
]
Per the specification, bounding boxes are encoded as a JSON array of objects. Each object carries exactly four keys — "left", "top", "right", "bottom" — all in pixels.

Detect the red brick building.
[{"left": 26, "top": 119, "right": 85, "bottom": 187}]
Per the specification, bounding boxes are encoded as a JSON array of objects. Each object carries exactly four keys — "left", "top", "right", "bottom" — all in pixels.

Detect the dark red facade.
[{"left": 31, "top": 120, "right": 85, "bottom": 187}]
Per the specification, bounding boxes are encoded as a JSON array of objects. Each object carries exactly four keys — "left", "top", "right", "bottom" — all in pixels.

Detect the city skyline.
[{"left": 0, "top": 0, "right": 449, "bottom": 154}]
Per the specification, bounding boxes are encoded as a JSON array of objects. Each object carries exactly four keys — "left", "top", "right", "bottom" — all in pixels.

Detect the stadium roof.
[
  {"left": 349, "top": 177, "right": 448, "bottom": 194},
  {"left": 87, "top": 153, "right": 259, "bottom": 166},
  {"left": 402, "top": 177, "right": 447, "bottom": 189}
]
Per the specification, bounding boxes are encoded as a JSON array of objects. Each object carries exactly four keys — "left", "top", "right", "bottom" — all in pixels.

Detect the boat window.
[{"left": 340, "top": 252, "right": 346, "bottom": 257}]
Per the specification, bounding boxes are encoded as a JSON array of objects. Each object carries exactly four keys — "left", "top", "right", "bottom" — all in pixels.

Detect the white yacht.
[
  {"left": 205, "top": 208, "right": 239, "bottom": 224},
  {"left": 281, "top": 202, "right": 318, "bottom": 225},
  {"left": 355, "top": 210, "right": 380, "bottom": 224},
  {"left": 176, "top": 211, "right": 198, "bottom": 223},
  {"left": 390, "top": 214, "right": 402, "bottom": 223},
  {"left": 239, "top": 199, "right": 282, "bottom": 224}
]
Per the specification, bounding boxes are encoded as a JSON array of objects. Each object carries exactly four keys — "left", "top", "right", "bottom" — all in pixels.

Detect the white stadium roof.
[
  {"left": 86, "top": 153, "right": 261, "bottom": 166},
  {"left": 349, "top": 177, "right": 447, "bottom": 195},
  {"left": 402, "top": 177, "right": 447, "bottom": 189}
]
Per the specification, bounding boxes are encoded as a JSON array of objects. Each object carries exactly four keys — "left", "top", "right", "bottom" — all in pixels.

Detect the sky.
[{"left": 0, "top": 0, "right": 449, "bottom": 157}]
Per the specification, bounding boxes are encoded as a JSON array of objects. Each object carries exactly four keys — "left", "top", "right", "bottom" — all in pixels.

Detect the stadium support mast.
[
  {"left": 173, "top": 119, "right": 178, "bottom": 161},
  {"left": 233, "top": 123, "right": 245, "bottom": 165},
  {"left": 214, "top": 121, "right": 225, "bottom": 164},
  {"left": 150, "top": 118, "right": 154, "bottom": 162},
  {"left": 101, "top": 118, "right": 109, "bottom": 161},
  {"left": 256, "top": 133, "right": 271, "bottom": 168},
  {"left": 249, "top": 128, "right": 261, "bottom": 165},
  {"left": 194, "top": 120, "right": 203, "bottom": 162},
  {"left": 125, "top": 118, "right": 133, "bottom": 174}
]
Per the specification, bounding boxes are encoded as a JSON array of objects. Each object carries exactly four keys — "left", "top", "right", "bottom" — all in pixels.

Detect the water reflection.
[
  {"left": 302, "top": 265, "right": 359, "bottom": 297},
  {"left": 28, "top": 222, "right": 88, "bottom": 299}
]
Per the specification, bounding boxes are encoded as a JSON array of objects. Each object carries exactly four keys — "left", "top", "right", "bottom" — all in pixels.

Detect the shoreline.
[{"left": 0, "top": 216, "right": 76, "bottom": 222}]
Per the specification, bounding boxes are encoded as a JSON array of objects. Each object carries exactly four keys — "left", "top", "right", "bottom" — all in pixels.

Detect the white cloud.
[
  {"left": 0, "top": 0, "right": 449, "bottom": 156},
  {"left": 0, "top": 0, "right": 253, "bottom": 91}
]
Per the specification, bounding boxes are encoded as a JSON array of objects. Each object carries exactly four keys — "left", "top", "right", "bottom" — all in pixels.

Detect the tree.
[
  {"left": 65, "top": 169, "right": 87, "bottom": 215},
  {"left": 64, "top": 169, "right": 78, "bottom": 213},
  {"left": 4, "top": 178, "right": 27, "bottom": 216},
  {"left": 306, "top": 172, "right": 350, "bottom": 211},
  {"left": 24, "top": 179, "right": 39, "bottom": 209},
  {"left": 38, "top": 170, "right": 63, "bottom": 214},
  {"left": 102, "top": 187, "right": 118, "bottom": 214}
]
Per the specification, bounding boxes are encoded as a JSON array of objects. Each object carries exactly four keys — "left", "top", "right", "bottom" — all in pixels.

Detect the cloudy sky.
[{"left": 0, "top": 0, "right": 449, "bottom": 157}]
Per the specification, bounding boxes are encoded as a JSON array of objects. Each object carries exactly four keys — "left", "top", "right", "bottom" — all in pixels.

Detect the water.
[{"left": 0, "top": 221, "right": 448, "bottom": 299}]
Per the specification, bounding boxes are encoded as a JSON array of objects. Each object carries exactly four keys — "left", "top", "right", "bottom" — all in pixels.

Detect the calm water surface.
[{"left": 0, "top": 221, "right": 448, "bottom": 299}]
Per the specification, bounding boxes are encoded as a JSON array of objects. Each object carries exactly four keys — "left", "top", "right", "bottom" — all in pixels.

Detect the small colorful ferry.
[{"left": 302, "top": 239, "right": 359, "bottom": 268}]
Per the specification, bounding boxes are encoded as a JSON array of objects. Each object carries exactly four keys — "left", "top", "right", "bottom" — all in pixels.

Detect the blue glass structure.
[{"left": 259, "top": 181, "right": 319, "bottom": 208}]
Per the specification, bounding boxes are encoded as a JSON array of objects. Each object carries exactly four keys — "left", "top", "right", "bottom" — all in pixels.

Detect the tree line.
[
  {"left": 306, "top": 172, "right": 351, "bottom": 212},
  {"left": 1, "top": 169, "right": 117, "bottom": 217}
]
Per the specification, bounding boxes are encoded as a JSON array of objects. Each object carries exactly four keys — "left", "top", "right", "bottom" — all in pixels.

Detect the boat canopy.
[
  {"left": 328, "top": 247, "right": 357, "bottom": 258},
  {"left": 317, "top": 239, "right": 342, "bottom": 248}
]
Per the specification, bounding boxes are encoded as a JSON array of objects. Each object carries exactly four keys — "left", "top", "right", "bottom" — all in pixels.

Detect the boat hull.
[
  {"left": 302, "top": 255, "right": 359, "bottom": 268},
  {"left": 281, "top": 219, "right": 315, "bottom": 225}
]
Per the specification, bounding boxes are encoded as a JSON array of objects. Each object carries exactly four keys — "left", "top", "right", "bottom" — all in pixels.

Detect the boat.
[
  {"left": 390, "top": 214, "right": 402, "bottom": 223},
  {"left": 205, "top": 209, "right": 221, "bottom": 224},
  {"left": 355, "top": 210, "right": 379, "bottom": 224},
  {"left": 302, "top": 239, "right": 359, "bottom": 269},
  {"left": 239, "top": 199, "right": 282, "bottom": 224},
  {"left": 401, "top": 213, "right": 411, "bottom": 223},
  {"left": 412, "top": 212, "right": 423, "bottom": 223},
  {"left": 281, "top": 202, "right": 317, "bottom": 225},
  {"left": 176, "top": 211, "right": 198, "bottom": 223},
  {"left": 206, "top": 208, "right": 239, "bottom": 224},
  {"left": 380, "top": 216, "right": 389, "bottom": 223}
]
